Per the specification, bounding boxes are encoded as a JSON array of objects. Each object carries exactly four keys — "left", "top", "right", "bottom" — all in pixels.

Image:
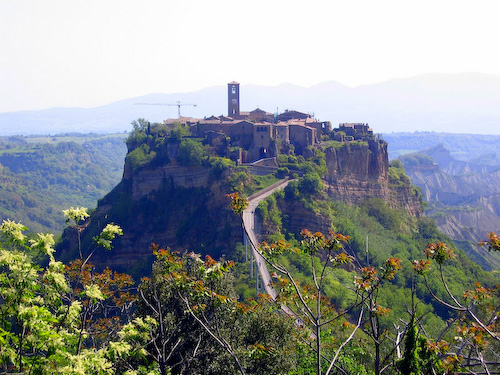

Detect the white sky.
[{"left": 2, "top": 0, "right": 500, "bottom": 112}]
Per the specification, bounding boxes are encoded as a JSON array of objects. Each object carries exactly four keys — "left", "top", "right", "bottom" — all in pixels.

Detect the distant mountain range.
[{"left": 2, "top": 72, "right": 500, "bottom": 136}]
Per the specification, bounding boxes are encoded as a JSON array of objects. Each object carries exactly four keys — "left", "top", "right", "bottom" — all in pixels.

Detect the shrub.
[
  {"left": 298, "top": 172, "right": 324, "bottom": 195},
  {"left": 177, "top": 139, "right": 206, "bottom": 166}
]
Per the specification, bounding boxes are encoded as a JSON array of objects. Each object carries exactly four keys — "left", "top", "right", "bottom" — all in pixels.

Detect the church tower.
[{"left": 228, "top": 81, "right": 240, "bottom": 117}]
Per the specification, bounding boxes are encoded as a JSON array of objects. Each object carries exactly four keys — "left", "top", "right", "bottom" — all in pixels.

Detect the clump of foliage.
[
  {"left": 126, "top": 119, "right": 212, "bottom": 172},
  {"left": 226, "top": 168, "right": 280, "bottom": 197},
  {"left": 277, "top": 149, "right": 326, "bottom": 178},
  {"left": 135, "top": 247, "right": 298, "bottom": 375},
  {"left": 256, "top": 194, "right": 282, "bottom": 233},
  {"left": 177, "top": 138, "right": 207, "bottom": 166},
  {"left": 388, "top": 159, "right": 412, "bottom": 187},
  {"left": 0, "top": 218, "right": 148, "bottom": 374}
]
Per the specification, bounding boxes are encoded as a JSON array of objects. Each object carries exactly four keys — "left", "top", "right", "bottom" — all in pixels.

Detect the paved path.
[{"left": 241, "top": 178, "right": 292, "bottom": 300}]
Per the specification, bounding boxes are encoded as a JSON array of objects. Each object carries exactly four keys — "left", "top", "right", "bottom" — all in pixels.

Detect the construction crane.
[{"left": 134, "top": 101, "right": 197, "bottom": 118}]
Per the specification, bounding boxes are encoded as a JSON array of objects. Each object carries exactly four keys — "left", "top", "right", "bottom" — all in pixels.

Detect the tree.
[
  {"left": 298, "top": 172, "right": 324, "bottom": 195},
  {"left": 0, "top": 217, "right": 141, "bottom": 374},
  {"left": 134, "top": 246, "right": 297, "bottom": 375},
  {"left": 126, "top": 119, "right": 150, "bottom": 151},
  {"left": 412, "top": 238, "right": 500, "bottom": 374},
  {"left": 258, "top": 229, "right": 405, "bottom": 375},
  {"left": 62, "top": 206, "right": 123, "bottom": 269},
  {"left": 176, "top": 139, "right": 206, "bottom": 166}
]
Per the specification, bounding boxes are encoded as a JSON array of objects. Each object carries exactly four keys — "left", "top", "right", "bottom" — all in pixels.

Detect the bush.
[
  {"left": 177, "top": 139, "right": 207, "bottom": 166},
  {"left": 210, "top": 157, "right": 235, "bottom": 179},
  {"left": 276, "top": 167, "right": 290, "bottom": 179},
  {"left": 388, "top": 160, "right": 411, "bottom": 187},
  {"left": 126, "top": 144, "right": 155, "bottom": 172},
  {"left": 298, "top": 172, "right": 324, "bottom": 195}
]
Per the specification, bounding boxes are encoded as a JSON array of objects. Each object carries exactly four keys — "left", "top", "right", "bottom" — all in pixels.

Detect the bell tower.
[{"left": 228, "top": 81, "right": 240, "bottom": 117}]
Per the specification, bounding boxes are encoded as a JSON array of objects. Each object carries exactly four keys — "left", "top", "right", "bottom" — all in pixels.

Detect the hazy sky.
[{"left": 2, "top": 0, "right": 500, "bottom": 112}]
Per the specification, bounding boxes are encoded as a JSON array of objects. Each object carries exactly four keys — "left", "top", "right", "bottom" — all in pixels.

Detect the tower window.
[{"left": 232, "top": 86, "right": 236, "bottom": 94}]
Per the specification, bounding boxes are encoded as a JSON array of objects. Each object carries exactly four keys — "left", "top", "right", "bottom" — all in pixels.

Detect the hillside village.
[{"left": 164, "top": 81, "right": 375, "bottom": 163}]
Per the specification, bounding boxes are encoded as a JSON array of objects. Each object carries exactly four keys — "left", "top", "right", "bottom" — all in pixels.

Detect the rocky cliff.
[
  {"left": 401, "top": 146, "right": 500, "bottom": 242},
  {"left": 59, "top": 161, "right": 242, "bottom": 276},
  {"left": 59, "top": 136, "right": 422, "bottom": 276},
  {"left": 400, "top": 145, "right": 500, "bottom": 270},
  {"left": 324, "top": 139, "right": 421, "bottom": 217}
]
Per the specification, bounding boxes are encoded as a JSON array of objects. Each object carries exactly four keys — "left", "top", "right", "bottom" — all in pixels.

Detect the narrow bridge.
[{"left": 241, "top": 178, "right": 292, "bottom": 299}]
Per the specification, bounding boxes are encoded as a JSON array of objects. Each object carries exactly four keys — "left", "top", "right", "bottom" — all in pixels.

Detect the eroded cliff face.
[
  {"left": 324, "top": 140, "right": 421, "bottom": 217},
  {"left": 60, "top": 161, "right": 242, "bottom": 275},
  {"left": 405, "top": 161, "right": 500, "bottom": 242},
  {"left": 60, "top": 138, "right": 422, "bottom": 276},
  {"left": 325, "top": 140, "right": 389, "bottom": 182}
]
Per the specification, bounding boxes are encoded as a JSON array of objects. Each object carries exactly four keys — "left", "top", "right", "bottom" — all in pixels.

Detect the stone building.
[{"left": 164, "top": 81, "right": 332, "bottom": 162}]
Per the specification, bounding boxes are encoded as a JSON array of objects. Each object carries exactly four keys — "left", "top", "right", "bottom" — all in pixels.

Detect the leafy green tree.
[
  {"left": 412, "top": 239, "right": 500, "bottom": 374},
  {"left": 169, "top": 123, "right": 191, "bottom": 142},
  {"left": 176, "top": 139, "right": 207, "bottom": 166},
  {"left": 258, "top": 230, "right": 375, "bottom": 375},
  {"left": 361, "top": 198, "right": 402, "bottom": 231},
  {"left": 134, "top": 246, "right": 297, "bottom": 375},
  {"left": 126, "top": 119, "right": 150, "bottom": 151},
  {"left": 298, "top": 172, "right": 324, "bottom": 195},
  {"left": 0, "top": 219, "right": 144, "bottom": 374}
]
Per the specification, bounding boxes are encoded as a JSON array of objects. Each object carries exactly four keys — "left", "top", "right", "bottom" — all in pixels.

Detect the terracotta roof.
[
  {"left": 250, "top": 108, "right": 267, "bottom": 114},
  {"left": 228, "top": 81, "right": 239, "bottom": 85}
]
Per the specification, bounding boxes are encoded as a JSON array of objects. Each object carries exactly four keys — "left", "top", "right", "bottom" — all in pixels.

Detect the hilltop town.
[{"left": 164, "top": 81, "right": 375, "bottom": 163}]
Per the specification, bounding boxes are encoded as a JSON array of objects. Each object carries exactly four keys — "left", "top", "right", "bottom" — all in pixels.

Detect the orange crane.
[{"left": 134, "top": 101, "right": 197, "bottom": 118}]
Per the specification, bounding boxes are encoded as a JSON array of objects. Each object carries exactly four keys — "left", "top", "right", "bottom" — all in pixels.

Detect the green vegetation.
[
  {"left": 397, "top": 153, "right": 435, "bottom": 167},
  {"left": 249, "top": 187, "right": 500, "bottom": 373},
  {"left": 4, "top": 120, "right": 499, "bottom": 373},
  {"left": 388, "top": 160, "right": 411, "bottom": 188},
  {"left": 177, "top": 139, "right": 206, "bottom": 166},
  {"left": 136, "top": 249, "right": 297, "bottom": 375},
  {"left": 3, "top": 161, "right": 500, "bottom": 375},
  {"left": 0, "top": 134, "right": 126, "bottom": 234},
  {"left": 322, "top": 140, "right": 346, "bottom": 150},
  {"left": 227, "top": 169, "right": 280, "bottom": 197},
  {"left": 255, "top": 186, "right": 495, "bottom": 324},
  {"left": 277, "top": 149, "right": 327, "bottom": 178}
]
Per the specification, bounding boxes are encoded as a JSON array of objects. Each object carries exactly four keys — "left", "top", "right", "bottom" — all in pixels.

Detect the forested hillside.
[
  {"left": 2, "top": 124, "right": 499, "bottom": 374},
  {"left": 0, "top": 133, "right": 127, "bottom": 233}
]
